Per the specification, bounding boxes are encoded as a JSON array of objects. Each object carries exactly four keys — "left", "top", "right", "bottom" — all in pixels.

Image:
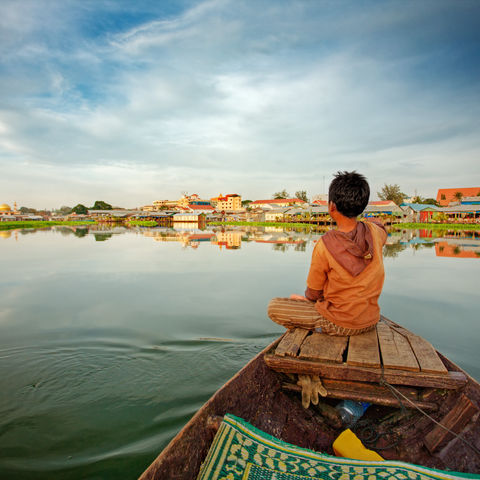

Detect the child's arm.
[
  {"left": 290, "top": 242, "right": 328, "bottom": 302},
  {"left": 365, "top": 218, "right": 388, "bottom": 245}
]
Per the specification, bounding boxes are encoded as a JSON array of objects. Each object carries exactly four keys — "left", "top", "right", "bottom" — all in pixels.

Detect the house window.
[{"left": 441, "top": 194, "right": 446, "bottom": 200}]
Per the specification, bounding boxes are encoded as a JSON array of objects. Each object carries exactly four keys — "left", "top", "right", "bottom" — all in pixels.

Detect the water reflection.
[
  {"left": 0, "top": 223, "right": 478, "bottom": 479},
  {"left": 140, "top": 225, "right": 324, "bottom": 251},
  {"left": 387, "top": 228, "right": 480, "bottom": 259},
  {"left": 434, "top": 237, "right": 480, "bottom": 258},
  {"left": 2, "top": 224, "right": 479, "bottom": 259}
]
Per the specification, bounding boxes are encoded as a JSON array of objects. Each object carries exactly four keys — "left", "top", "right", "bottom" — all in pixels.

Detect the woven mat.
[{"left": 197, "top": 414, "right": 480, "bottom": 480}]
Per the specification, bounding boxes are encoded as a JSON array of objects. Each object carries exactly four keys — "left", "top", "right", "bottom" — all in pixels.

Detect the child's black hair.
[{"left": 329, "top": 171, "right": 370, "bottom": 218}]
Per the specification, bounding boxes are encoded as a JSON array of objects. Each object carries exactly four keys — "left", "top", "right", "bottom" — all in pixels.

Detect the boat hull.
[{"left": 139, "top": 339, "right": 480, "bottom": 479}]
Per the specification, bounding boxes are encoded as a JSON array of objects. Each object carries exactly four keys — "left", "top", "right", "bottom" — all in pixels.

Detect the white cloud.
[{"left": 0, "top": 0, "right": 479, "bottom": 207}]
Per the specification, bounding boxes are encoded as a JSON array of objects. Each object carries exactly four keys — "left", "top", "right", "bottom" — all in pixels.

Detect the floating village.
[
  {"left": 1, "top": 187, "right": 480, "bottom": 227},
  {"left": 2, "top": 188, "right": 479, "bottom": 260}
]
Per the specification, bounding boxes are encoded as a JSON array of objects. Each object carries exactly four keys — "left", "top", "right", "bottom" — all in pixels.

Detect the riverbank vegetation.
[
  {"left": 127, "top": 220, "right": 158, "bottom": 227},
  {"left": 0, "top": 220, "right": 96, "bottom": 231},
  {"left": 393, "top": 223, "right": 480, "bottom": 231},
  {"left": 209, "top": 220, "right": 480, "bottom": 231},
  {"left": 208, "top": 221, "right": 326, "bottom": 228}
]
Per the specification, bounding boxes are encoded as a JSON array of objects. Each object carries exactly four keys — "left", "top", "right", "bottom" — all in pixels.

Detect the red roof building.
[
  {"left": 369, "top": 200, "right": 397, "bottom": 206},
  {"left": 436, "top": 188, "right": 480, "bottom": 206},
  {"left": 250, "top": 198, "right": 307, "bottom": 207},
  {"left": 188, "top": 204, "right": 214, "bottom": 211}
]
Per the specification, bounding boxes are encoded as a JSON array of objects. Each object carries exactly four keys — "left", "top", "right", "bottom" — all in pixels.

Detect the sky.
[{"left": 0, "top": 0, "right": 479, "bottom": 209}]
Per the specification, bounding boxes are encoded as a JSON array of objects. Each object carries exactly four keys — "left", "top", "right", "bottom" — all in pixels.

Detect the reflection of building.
[
  {"left": 173, "top": 213, "right": 206, "bottom": 227},
  {"left": 139, "top": 225, "right": 321, "bottom": 251},
  {"left": 435, "top": 239, "right": 480, "bottom": 258},
  {"left": 214, "top": 231, "right": 242, "bottom": 249}
]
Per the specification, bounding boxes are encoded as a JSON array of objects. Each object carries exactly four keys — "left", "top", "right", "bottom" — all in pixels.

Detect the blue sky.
[{"left": 0, "top": 0, "right": 479, "bottom": 208}]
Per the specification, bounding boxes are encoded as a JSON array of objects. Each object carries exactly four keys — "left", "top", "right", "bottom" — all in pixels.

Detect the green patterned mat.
[{"left": 197, "top": 414, "right": 480, "bottom": 480}]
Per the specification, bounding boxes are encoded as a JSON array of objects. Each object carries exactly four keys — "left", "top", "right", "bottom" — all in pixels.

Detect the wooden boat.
[{"left": 139, "top": 317, "right": 480, "bottom": 479}]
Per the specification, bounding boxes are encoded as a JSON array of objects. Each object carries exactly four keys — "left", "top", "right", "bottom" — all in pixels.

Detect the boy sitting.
[{"left": 268, "top": 171, "right": 388, "bottom": 336}]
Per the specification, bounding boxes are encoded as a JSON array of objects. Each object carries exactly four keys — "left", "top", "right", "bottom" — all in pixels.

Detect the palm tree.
[{"left": 454, "top": 191, "right": 463, "bottom": 202}]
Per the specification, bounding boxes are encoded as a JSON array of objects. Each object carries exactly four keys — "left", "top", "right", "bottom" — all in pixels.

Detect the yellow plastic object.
[{"left": 333, "top": 429, "right": 384, "bottom": 461}]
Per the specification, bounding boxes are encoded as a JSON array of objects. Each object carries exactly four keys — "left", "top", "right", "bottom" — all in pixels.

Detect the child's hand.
[{"left": 290, "top": 294, "right": 308, "bottom": 301}]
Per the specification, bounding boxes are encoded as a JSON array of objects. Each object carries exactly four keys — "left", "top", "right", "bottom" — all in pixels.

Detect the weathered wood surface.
[
  {"left": 377, "top": 321, "right": 420, "bottom": 372},
  {"left": 282, "top": 379, "right": 438, "bottom": 411},
  {"left": 264, "top": 354, "right": 467, "bottom": 389},
  {"left": 392, "top": 328, "right": 447, "bottom": 374},
  {"left": 274, "top": 320, "right": 447, "bottom": 381},
  {"left": 139, "top": 319, "right": 480, "bottom": 479},
  {"left": 298, "top": 332, "right": 347, "bottom": 363},
  {"left": 424, "top": 394, "right": 479, "bottom": 453},
  {"left": 347, "top": 328, "right": 381, "bottom": 368},
  {"left": 275, "top": 328, "right": 309, "bottom": 357}
]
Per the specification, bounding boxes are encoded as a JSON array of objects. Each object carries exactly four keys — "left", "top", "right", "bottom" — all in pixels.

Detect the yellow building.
[
  {"left": 0, "top": 203, "right": 20, "bottom": 217},
  {"left": 0, "top": 204, "right": 12, "bottom": 213},
  {"left": 177, "top": 195, "right": 192, "bottom": 208},
  {"left": 177, "top": 194, "right": 212, "bottom": 208},
  {"left": 211, "top": 194, "right": 242, "bottom": 211},
  {"left": 153, "top": 199, "right": 179, "bottom": 210}
]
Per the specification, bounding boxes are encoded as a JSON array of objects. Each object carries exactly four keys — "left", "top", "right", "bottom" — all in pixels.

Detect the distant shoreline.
[
  {"left": 209, "top": 221, "right": 480, "bottom": 231},
  {"left": 390, "top": 222, "right": 480, "bottom": 230},
  {"left": 207, "top": 221, "right": 323, "bottom": 228},
  {"left": 2, "top": 219, "right": 479, "bottom": 232},
  {"left": 0, "top": 220, "right": 96, "bottom": 230}
]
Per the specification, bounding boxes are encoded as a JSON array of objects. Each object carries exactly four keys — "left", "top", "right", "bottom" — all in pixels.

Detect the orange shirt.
[{"left": 306, "top": 222, "right": 387, "bottom": 329}]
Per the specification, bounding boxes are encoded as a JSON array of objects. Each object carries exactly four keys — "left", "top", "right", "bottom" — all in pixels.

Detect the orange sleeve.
[
  {"left": 368, "top": 220, "right": 388, "bottom": 245},
  {"left": 306, "top": 240, "right": 329, "bottom": 291}
]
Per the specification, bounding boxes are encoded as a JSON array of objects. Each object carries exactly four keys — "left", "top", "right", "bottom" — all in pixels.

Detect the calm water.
[{"left": 0, "top": 225, "right": 479, "bottom": 479}]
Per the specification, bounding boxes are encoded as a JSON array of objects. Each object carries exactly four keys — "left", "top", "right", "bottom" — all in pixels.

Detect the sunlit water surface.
[{"left": 0, "top": 225, "right": 478, "bottom": 479}]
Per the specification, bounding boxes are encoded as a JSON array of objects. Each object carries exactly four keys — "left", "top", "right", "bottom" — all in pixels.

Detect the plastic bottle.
[{"left": 335, "top": 400, "right": 370, "bottom": 427}]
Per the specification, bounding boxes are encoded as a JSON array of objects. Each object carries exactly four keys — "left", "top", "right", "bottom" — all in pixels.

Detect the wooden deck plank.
[
  {"left": 380, "top": 316, "right": 448, "bottom": 374},
  {"left": 298, "top": 332, "right": 347, "bottom": 363},
  {"left": 377, "top": 322, "right": 420, "bottom": 372},
  {"left": 347, "top": 328, "right": 381, "bottom": 368},
  {"left": 275, "top": 328, "right": 309, "bottom": 357},
  {"left": 264, "top": 353, "right": 467, "bottom": 389},
  {"left": 424, "top": 394, "right": 479, "bottom": 452},
  {"left": 390, "top": 327, "right": 448, "bottom": 374}
]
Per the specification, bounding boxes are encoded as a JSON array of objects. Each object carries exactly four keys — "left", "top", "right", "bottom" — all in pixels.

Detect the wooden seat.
[{"left": 264, "top": 316, "right": 467, "bottom": 411}]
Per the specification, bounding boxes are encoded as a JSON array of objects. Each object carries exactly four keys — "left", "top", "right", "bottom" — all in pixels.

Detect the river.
[{"left": 0, "top": 225, "right": 478, "bottom": 479}]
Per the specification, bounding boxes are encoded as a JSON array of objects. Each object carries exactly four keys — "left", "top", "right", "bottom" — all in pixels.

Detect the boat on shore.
[{"left": 139, "top": 317, "right": 480, "bottom": 479}]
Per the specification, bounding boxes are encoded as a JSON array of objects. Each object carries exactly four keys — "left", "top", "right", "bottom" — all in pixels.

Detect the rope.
[
  {"left": 377, "top": 318, "right": 480, "bottom": 457},
  {"left": 379, "top": 375, "right": 480, "bottom": 458},
  {"left": 353, "top": 420, "right": 401, "bottom": 451}
]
